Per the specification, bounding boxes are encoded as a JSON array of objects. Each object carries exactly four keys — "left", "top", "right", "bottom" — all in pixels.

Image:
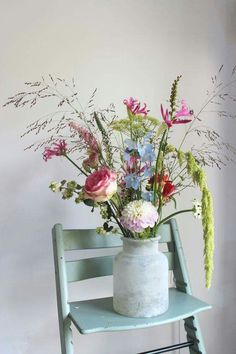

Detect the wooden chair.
[{"left": 52, "top": 218, "right": 211, "bottom": 354}]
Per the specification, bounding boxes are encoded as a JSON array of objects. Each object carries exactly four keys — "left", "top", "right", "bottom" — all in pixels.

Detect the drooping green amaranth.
[
  {"left": 185, "top": 151, "right": 214, "bottom": 288},
  {"left": 177, "top": 149, "right": 185, "bottom": 167},
  {"left": 201, "top": 187, "right": 214, "bottom": 288}
]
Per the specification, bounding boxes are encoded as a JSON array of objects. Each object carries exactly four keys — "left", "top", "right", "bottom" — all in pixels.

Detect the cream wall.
[{"left": 1, "top": 0, "right": 236, "bottom": 353}]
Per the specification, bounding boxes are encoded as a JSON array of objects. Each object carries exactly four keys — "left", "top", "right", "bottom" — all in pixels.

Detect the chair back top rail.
[{"left": 63, "top": 223, "right": 172, "bottom": 251}]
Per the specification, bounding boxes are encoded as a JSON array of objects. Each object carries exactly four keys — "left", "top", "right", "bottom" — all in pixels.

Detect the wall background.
[{"left": 1, "top": 0, "right": 236, "bottom": 353}]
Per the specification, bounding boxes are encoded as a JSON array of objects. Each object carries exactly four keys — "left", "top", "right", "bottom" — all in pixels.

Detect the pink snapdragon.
[
  {"left": 123, "top": 97, "right": 148, "bottom": 116},
  {"left": 43, "top": 140, "right": 67, "bottom": 161}
]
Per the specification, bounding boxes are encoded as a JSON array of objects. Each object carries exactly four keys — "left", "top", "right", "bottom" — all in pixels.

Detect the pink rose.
[{"left": 84, "top": 168, "right": 117, "bottom": 202}]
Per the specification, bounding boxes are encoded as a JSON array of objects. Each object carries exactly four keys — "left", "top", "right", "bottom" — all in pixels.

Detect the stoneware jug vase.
[{"left": 113, "top": 236, "right": 169, "bottom": 317}]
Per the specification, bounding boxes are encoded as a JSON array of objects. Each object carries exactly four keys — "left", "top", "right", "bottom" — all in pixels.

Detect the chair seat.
[{"left": 69, "top": 288, "right": 211, "bottom": 334}]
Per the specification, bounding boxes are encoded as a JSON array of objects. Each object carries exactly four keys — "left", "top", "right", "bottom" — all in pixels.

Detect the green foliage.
[
  {"left": 111, "top": 115, "right": 160, "bottom": 139},
  {"left": 152, "top": 122, "right": 168, "bottom": 141},
  {"left": 136, "top": 227, "right": 155, "bottom": 239},
  {"left": 165, "top": 144, "right": 176, "bottom": 154},
  {"left": 100, "top": 203, "right": 110, "bottom": 219},
  {"left": 62, "top": 189, "right": 74, "bottom": 200},
  {"left": 83, "top": 199, "right": 95, "bottom": 207},
  {"left": 177, "top": 150, "right": 185, "bottom": 167},
  {"left": 185, "top": 151, "right": 214, "bottom": 288},
  {"left": 96, "top": 225, "right": 118, "bottom": 235}
]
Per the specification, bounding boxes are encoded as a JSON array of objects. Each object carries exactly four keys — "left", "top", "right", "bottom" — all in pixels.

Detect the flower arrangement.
[{"left": 5, "top": 69, "right": 236, "bottom": 288}]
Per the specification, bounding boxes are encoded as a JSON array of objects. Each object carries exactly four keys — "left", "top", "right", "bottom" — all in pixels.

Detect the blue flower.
[
  {"left": 123, "top": 139, "right": 139, "bottom": 162},
  {"left": 142, "top": 191, "right": 154, "bottom": 202},
  {"left": 143, "top": 132, "right": 154, "bottom": 143},
  {"left": 124, "top": 149, "right": 131, "bottom": 161},
  {"left": 124, "top": 174, "right": 141, "bottom": 190},
  {"left": 124, "top": 139, "right": 137, "bottom": 150},
  {"left": 138, "top": 143, "right": 155, "bottom": 162},
  {"left": 143, "top": 165, "right": 153, "bottom": 177}
]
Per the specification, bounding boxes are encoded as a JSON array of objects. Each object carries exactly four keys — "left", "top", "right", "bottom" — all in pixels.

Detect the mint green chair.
[{"left": 52, "top": 219, "right": 211, "bottom": 354}]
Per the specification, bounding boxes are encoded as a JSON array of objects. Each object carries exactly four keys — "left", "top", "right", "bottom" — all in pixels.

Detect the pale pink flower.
[
  {"left": 84, "top": 167, "right": 117, "bottom": 202},
  {"left": 43, "top": 140, "right": 67, "bottom": 161},
  {"left": 123, "top": 97, "right": 148, "bottom": 116}
]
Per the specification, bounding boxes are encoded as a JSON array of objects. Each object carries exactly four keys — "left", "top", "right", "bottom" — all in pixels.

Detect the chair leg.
[
  {"left": 184, "top": 316, "right": 206, "bottom": 354},
  {"left": 60, "top": 317, "right": 74, "bottom": 354}
]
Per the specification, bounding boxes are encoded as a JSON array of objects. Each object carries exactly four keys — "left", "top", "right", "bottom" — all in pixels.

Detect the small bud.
[{"left": 49, "top": 181, "right": 62, "bottom": 192}]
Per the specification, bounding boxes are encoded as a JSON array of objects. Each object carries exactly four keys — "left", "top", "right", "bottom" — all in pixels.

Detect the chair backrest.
[
  {"left": 52, "top": 218, "right": 193, "bottom": 354},
  {"left": 52, "top": 219, "right": 193, "bottom": 313},
  {"left": 52, "top": 221, "right": 176, "bottom": 288}
]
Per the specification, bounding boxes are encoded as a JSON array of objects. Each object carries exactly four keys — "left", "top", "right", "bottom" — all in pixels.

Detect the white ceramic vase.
[{"left": 113, "top": 237, "right": 169, "bottom": 318}]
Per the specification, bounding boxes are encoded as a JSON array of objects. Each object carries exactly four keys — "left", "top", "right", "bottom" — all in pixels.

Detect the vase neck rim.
[{"left": 121, "top": 236, "right": 161, "bottom": 243}]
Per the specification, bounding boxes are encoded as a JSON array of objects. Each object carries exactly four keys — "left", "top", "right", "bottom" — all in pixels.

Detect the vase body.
[{"left": 113, "top": 237, "right": 169, "bottom": 318}]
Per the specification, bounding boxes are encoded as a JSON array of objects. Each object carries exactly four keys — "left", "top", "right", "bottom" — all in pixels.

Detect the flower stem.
[
  {"left": 153, "top": 130, "right": 167, "bottom": 206},
  {"left": 156, "top": 208, "right": 193, "bottom": 228},
  {"left": 64, "top": 155, "right": 88, "bottom": 176},
  {"left": 106, "top": 201, "right": 129, "bottom": 237}
]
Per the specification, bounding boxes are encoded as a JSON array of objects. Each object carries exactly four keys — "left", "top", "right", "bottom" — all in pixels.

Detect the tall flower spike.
[{"left": 69, "top": 122, "right": 99, "bottom": 152}]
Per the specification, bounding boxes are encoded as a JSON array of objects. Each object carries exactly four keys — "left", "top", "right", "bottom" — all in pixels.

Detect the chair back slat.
[
  {"left": 63, "top": 230, "right": 122, "bottom": 250},
  {"left": 66, "top": 251, "right": 175, "bottom": 282},
  {"left": 63, "top": 224, "right": 172, "bottom": 251},
  {"left": 66, "top": 255, "right": 114, "bottom": 282}
]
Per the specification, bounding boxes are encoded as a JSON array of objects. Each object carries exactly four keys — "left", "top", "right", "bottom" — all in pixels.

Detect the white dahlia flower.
[{"left": 120, "top": 200, "right": 159, "bottom": 233}]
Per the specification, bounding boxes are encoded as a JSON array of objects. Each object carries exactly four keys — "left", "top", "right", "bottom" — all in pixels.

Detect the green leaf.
[
  {"left": 83, "top": 199, "right": 95, "bottom": 207},
  {"left": 154, "top": 122, "right": 168, "bottom": 139},
  {"left": 172, "top": 197, "right": 177, "bottom": 209},
  {"left": 103, "top": 222, "right": 109, "bottom": 230}
]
